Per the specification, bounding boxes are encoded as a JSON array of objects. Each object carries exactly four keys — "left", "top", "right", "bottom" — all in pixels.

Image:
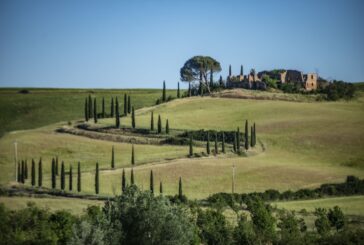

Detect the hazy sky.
[{"left": 0, "top": 0, "right": 363, "bottom": 88}]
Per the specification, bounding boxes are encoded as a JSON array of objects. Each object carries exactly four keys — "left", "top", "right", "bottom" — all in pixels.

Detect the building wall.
[{"left": 304, "top": 73, "right": 317, "bottom": 91}]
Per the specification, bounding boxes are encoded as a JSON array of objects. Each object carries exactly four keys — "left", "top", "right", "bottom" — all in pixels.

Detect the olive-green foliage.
[
  {"left": 328, "top": 206, "right": 345, "bottom": 231},
  {"left": 314, "top": 208, "right": 331, "bottom": 236}
]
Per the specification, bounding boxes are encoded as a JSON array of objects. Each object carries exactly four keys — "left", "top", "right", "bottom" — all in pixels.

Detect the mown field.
[{"left": 1, "top": 88, "right": 364, "bottom": 207}]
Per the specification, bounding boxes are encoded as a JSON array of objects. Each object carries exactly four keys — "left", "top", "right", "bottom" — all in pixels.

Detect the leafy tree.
[
  {"left": 165, "top": 119, "right": 169, "bottom": 134},
  {"left": 84, "top": 98, "right": 88, "bottom": 121},
  {"left": 131, "top": 144, "right": 135, "bottom": 165},
  {"left": 61, "top": 161, "right": 65, "bottom": 191},
  {"left": 314, "top": 208, "right": 331, "bottom": 236},
  {"left": 245, "top": 120, "right": 249, "bottom": 150},
  {"left": 110, "top": 97, "right": 114, "bottom": 117},
  {"left": 69, "top": 165, "right": 73, "bottom": 191},
  {"left": 178, "top": 177, "right": 183, "bottom": 199},
  {"left": 130, "top": 168, "right": 135, "bottom": 185},
  {"left": 189, "top": 134, "right": 193, "bottom": 157},
  {"left": 102, "top": 97, "right": 105, "bottom": 118},
  {"left": 150, "top": 170, "right": 154, "bottom": 194},
  {"left": 122, "top": 168, "right": 126, "bottom": 193},
  {"left": 206, "top": 132, "right": 210, "bottom": 154},
  {"left": 160, "top": 181, "right": 163, "bottom": 194},
  {"left": 111, "top": 146, "right": 115, "bottom": 169},
  {"left": 214, "top": 132, "right": 218, "bottom": 154},
  {"left": 124, "top": 94, "right": 127, "bottom": 116},
  {"left": 38, "top": 158, "right": 42, "bottom": 187},
  {"left": 177, "top": 82, "right": 180, "bottom": 98},
  {"left": 157, "top": 115, "right": 162, "bottom": 133},
  {"left": 127, "top": 95, "right": 131, "bottom": 114},
  {"left": 51, "top": 158, "right": 56, "bottom": 189},
  {"left": 222, "top": 132, "right": 225, "bottom": 153},
  {"left": 150, "top": 111, "right": 154, "bottom": 131},
  {"left": 180, "top": 56, "right": 222, "bottom": 93},
  {"left": 131, "top": 106, "right": 135, "bottom": 128},
  {"left": 95, "top": 162, "right": 99, "bottom": 194},
  {"left": 115, "top": 97, "right": 120, "bottom": 128},
  {"left": 162, "top": 80, "right": 166, "bottom": 102},
  {"left": 188, "top": 83, "right": 191, "bottom": 97},
  {"left": 328, "top": 206, "right": 345, "bottom": 231},
  {"left": 277, "top": 211, "right": 305, "bottom": 244},
  {"left": 77, "top": 162, "right": 81, "bottom": 192},
  {"left": 31, "top": 159, "right": 35, "bottom": 186},
  {"left": 233, "top": 216, "right": 255, "bottom": 245},
  {"left": 210, "top": 68, "right": 214, "bottom": 87},
  {"left": 93, "top": 98, "right": 97, "bottom": 123}
]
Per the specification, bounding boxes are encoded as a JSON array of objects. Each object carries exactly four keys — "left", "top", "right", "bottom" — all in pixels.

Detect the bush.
[
  {"left": 18, "top": 89, "right": 30, "bottom": 94},
  {"left": 180, "top": 129, "right": 243, "bottom": 144}
]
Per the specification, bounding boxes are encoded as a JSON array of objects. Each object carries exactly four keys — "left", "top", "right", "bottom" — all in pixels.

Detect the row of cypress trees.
[
  {"left": 110, "top": 144, "right": 136, "bottom": 170},
  {"left": 150, "top": 112, "right": 170, "bottom": 134},
  {"left": 17, "top": 158, "right": 42, "bottom": 187},
  {"left": 51, "top": 158, "right": 82, "bottom": 192},
  {"left": 162, "top": 81, "right": 181, "bottom": 102}
]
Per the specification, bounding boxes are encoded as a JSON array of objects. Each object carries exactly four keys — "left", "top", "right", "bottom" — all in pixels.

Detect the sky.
[{"left": 0, "top": 0, "right": 363, "bottom": 89}]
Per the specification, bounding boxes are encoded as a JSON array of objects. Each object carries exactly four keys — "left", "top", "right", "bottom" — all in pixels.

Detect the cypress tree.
[
  {"left": 178, "top": 177, "right": 183, "bottom": 199},
  {"left": 131, "top": 144, "right": 135, "bottom": 165},
  {"left": 214, "top": 132, "right": 218, "bottom": 155},
  {"left": 177, "top": 82, "right": 180, "bottom": 98},
  {"left": 102, "top": 97, "right": 105, "bottom": 118},
  {"left": 94, "top": 98, "right": 97, "bottom": 123},
  {"left": 240, "top": 65, "right": 243, "bottom": 76},
  {"left": 17, "top": 161, "right": 21, "bottom": 182},
  {"left": 124, "top": 94, "right": 127, "bottom": 116},
  {"left": 206, "top": 132, "right": 210, "bottom": 154},
  {"left": 233, "top": 133, "right": 237, "bottom": 152},
  {"left": 77, "top": 162, "right": 81, "bottom": 192},
  {"left": 229, "top": 64, "right": 232, "bottom": 76},
  {"left": 24, "top": 160, "right": 28, "bottom": 179},
  {"left": 150, "top": 170, "right": 154, "bottom": 194},
  {"left": 165, "top": 119, "right": 169, "bottom": 134},
  {"left": 111, "top": 146, "right": 115, "bottom": 169},
  {"left": 21, "top": 160, "right": 24, "bottom": 183},
  {"left": 69, "top": 165, "right": 73, "bottom": 191},
  {"left": 253, "top": 123, "right": 256, "bottom": 147},
  {"left": 236, "top": 127, "right": 240, "bottom": 153},
  {"left": 131, "top": 107, "right": 135, "bottom": 129},
  {"left": 162, "top": 80, "right": 166, "bottom": 102},
  {"left": 189, "top": 134, "right": 193, "bottom": 157},
  {"left": 128, "top": 95, "right": 131, "bottom": 114},
  {"left": 115, "top": 97, "right": 120, "bottom": 128},
  {"left": 222, "top": 132, "right": 226, "bottom": 153},
  {"left": 61, "top": 161, "right": 65, "bottom": 191},
  {"left": 157, "top": 115, "right": 162, "bottom": 133},
  {"left": 160, "top": 181, "right": 163, "bottom": 194},
  {"left": 245, "top": 120, "right": 249, "bottom": 151},
  {"left": 88, "top": 95, "right": 93, "bottom": 119},
  {"left": 219, "top": 75, "right": 223, "bottom": 87},
  {"left": 130, "top": 168, "right": 134, "bottom": 185},
  {"left": 150, "top": 111, "right": 154, "bottom": 131},
  {"left": 38, "top": 158, "right": 42, "bottom": 187},
  {"left": 55, "top": 156, "right": 59, "bottom": 175},
  {"left": 250, "top": 126, "right": 254, "bottom": 148},
  {"left": 122, "top": 168, "right": 126, "bottom": 192},
  {"left": 85, "top": 98, "right": 88, "bottom": 121},
  {"left": 111, "top": 97, "right": 114, "bottom": 117},
  {"left": 51, "top": 158, "right": 56, "bottom": 189},
  {"left": 31, "top": 159, "right": 35, "bottom": 187},
  {"left": 95, "top": 162, "right": 99, "bottom": 194}
]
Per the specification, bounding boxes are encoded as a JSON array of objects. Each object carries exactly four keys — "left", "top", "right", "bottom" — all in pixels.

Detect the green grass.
[
  {"left": 0, "top": 88, "right": 179, "bottom": 137},
  {"left": 0, "top": 196, "right": 103, "bottom": 215}
]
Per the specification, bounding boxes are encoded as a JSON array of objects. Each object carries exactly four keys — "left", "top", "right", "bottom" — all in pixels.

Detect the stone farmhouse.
[{"left": 226, "top": 65, "right": 318, "bottom": 91}]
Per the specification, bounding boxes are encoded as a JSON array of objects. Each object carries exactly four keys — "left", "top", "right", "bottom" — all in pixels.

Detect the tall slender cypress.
[
  {"left": 111, "top": 146, "right": 115, "bottom": 169},
  {"left": 178, "top": 177, "right": 183, "bottom": 199},
  {"left": 51, "top": 158, "right": 56, "bottom": 189},
  {"left": 95, "top": 162, "right": 99, "bottom": 194},
  {"left": 214, "top": 132, "right": 218, "bottom": 155},
  {"left": 245, "top": 120, "right": 249, "bottom": 150},
  {"left": 94, "top": 98, "right": 97, "bottom": 123},
  {"left": 102, "top": 97, "right": 105, "bottom": 118},
  {"left": 130, "top": 168, "right": 134, "bottom": 185},
  {"left": 206, "top": 132, "right": 210, "bottom": 154},
  {"left": 124, "top": 94, "right": 127, "bottom": 116},
  {"left": 157, "top": 115, "right": 162, "bottom": 133},
  {"left": 233, "top": 133, "right": 237, "bottom": 152},
  {"left": 21, "top": 160, "right": 24, "bottom": 183},
  {"left": 69, "top": 165, "right": 73, "bottom": 191},
  {"left": 229, "top": 64, "right": 232, "bottom": 77},
  {"left": 24, "top": 160, "right": 28, "bottom": 179},
  {"left": 254, "top": 123, "right": 256, "bottom": 147},
  {"left": 131, "top": 144, "right": 135, "bottom": 165},
  {"left": 85, "top": 98, "right": 88, "bottom": 121},
  {"left": 17, "top": 161, "right": 21, "bottom": 182},
  {"left": 38, "top": 158, "right": 42, "bottom": 187},
  {"left": 162, "top": 81, "right": 166, "bottom": 102},
  {"left": 122, "top": 168, "right": 126, "bottom": 192},
  {"left": 31, "top": 159, "right": 35, "bottom": 187},
  {"left": 150, "top": 111, "right": 154, "bottom": 131},
  {"left": 88, "top": 95, "right": 93, "bottom": 119},
  {"left": 128, "top": 96, "right": 131, "bottom": 114},
  {"left": 131, "top": 107, "right": 135, "bottom": 129},
  {"left": 177, "top": 82, "right": 180, "bottom": 98},
  {"left": 115, "top": 97, "right": 120, "bottom": 128},
  {"left": 250, "top": 126, "right": 254, "bottom": 148},
  {"left": 61, "top": 161, "right": 65, "bottom": 191},
  {"left": 222, "top": 132, "right": 226, "bottom": 153},
  {"left": 236, "top": 127, "right": 240, "bottom": 153},
  {"left": 165, "top": 119, "right": 169, "bottom": 134},
  {"left": 150, "top": 170, "right": 154, "bottom": 194},
  {"left": 240, "top": 65, "right": 243, "bottom": 76},
  {"left": 160, "top": 181, "right": 163, "bottom": 194},
  {"left": 77, "top": 162, "right": 81, "bottom": 192},
  {"left": 189, "top": 134, "right": 193, "bottom": 157},
  {"left": 111, "top": 97, "right": 114, "bottom": 117},
  {"left": 55, "top": 156, "right": 59, "bottom": 176}
]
